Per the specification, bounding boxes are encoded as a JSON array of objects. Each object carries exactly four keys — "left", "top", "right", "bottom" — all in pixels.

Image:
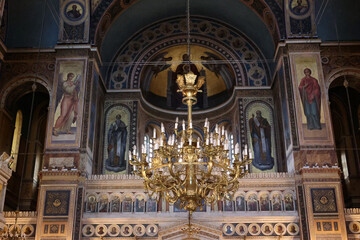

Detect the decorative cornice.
[
  {"left": 39, "top": 169, "right": 82, "bottom": 178},
  {"left": 86, "top": 173, "right": 296, "bottom": 189},
  {"left": 88, "top": 172, "right": 294, "bottom": 182},
  {"left": 243, "top": 172, "right": 294, "bottom": 179},
  {"left": 320, "top": 41, "right": 360, "bottom": 47},
  {"left": 88, "top": 174, "right": 142, "bottom": 181},
  {"left": 345, "top": 208, "right": 360, "bottom": 215},
  {"left": 287, "top": 42, "right": 321, "bottom": 52},
  {"left": 300, "top": 167, "right": 341, "bottom": 175},
  {"left": 3, "top": 211, "right": 37, "bottom": 218}
]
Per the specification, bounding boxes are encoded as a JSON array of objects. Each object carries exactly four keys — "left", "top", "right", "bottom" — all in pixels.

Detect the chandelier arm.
[
  {"left": 206, "top": 160, "right": 214, "bottom": 176},
  {"left": 164, "top": 178, "right": 181, "bottom": 191},
  {"left": 168, "top": 162, "right": 182, "bottom": 185},
  {"left": 165, "top": 190, "right": 179, "bottom": 204},
  {"left": 227, "top": 168, "right": 241, "bottom": 184},
  {"left": 203, "top": 186, "right": 217, "bottom": 203},
  {"left": 145, "top": 180, "right": 164, "bottom": 194},
  {"left": 161, "top": 177, "right": 182, "bottom": 198},
  {"left": 204, "top": 193, "right": 217, "bottom": 205},
  {"left": 147, "top": 190, "right": 157, "bottom": 200}
]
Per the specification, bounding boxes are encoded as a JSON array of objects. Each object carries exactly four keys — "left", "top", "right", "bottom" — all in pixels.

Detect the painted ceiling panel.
[
  {"left": 100, "top": 0, "right": 275, "bottom": 67},
  {"left": 315, "top": 0, "right": 360, "bottom": 41},
  {"left": 3, "top": 0, "right": 360, "bottom": 55},
  {"left": 6, "top": 0, "right": 59, "bottom": 48}
]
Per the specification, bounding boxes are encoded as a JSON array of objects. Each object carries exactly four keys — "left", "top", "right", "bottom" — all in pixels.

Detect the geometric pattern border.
[
  {"left": 311, "top": 188, "right": 337, "bottom": 214},
  {"left": 44, "top": 190, "right": 71, "bottom": 216}
]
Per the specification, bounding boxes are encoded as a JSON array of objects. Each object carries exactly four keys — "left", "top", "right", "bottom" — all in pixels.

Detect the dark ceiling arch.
[{"left": 92, "top": 0, "right": 284, "bottom": 65}]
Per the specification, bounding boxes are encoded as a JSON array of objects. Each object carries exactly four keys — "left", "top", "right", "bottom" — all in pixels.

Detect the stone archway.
[
  {"left": 0, "top": 77, "right": 50, "bottom": 211},
  {"left": 328, "top": 75, "right": 360, "bottom": 208}
]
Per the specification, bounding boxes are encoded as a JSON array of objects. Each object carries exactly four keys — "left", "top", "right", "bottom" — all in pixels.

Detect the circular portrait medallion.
[
  {"left": 64, "top": 1, "right": 84, "bottom": 21},
  {"left": 21, "top": 224, "right": 34, "bottom": 237},
  {"left": 261, "top": 223, "right": 274, "bottom": 235},
  {"left": 95, "top": 224, "right": 107, "bottom": 237},
  {"left": 121, "top": 224, "right": 133, "bottom": 237},
  {"left": 146, "top": 224, "right": 158, "bottom": 237},
  {"left": 248, "top": 223, "right": 261, "bottom": 236},
  {"left": 235, "top": 223, "right": 248, "bottom": 236},
  {"left": 274, "top": 223, "right": 287, "bottom": 236},
  {"left": 287, "top": 223, "right": 300, "bottom": 235},
  {"left": 242, "top": 50, "right": 257, "bottom": 64},
  {"left": 82, "top": 224, "right": 95, "bottom": 237},
  {"left": 108, "top": 224, "right": 120, "bottom": 237},
  {"left": 133, "top": 224, "right": 146, "bottom": 237},
  {"left": 222, "top": 223, "right": 235, "bottom": 236},
  {"left": 289, "top": 0, "right": 310, "bottom": 16},
  {"left": 349, "top": 221, "right": 360, "bottom": 234},
  {"left": 248, "top": 66, "right": 265, "bottom": 82}
]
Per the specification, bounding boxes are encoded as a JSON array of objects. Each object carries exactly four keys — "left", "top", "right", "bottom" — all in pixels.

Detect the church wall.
[
  {"left": 0, "top": 1, "right": 360, "bottom": 239},
  {"left": 80, "top": 172, "right": 300, "bottom": 239},
  {"left": 0, "top": 44, "right": 356, "bottom": 240}
]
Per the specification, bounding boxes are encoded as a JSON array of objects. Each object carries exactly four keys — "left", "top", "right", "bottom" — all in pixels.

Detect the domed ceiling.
[
  {"left": 99, "top": 0, "right": 278, "bottom": 76},
  {"left": 4, "top": 0, "right": 360, "bottom": 51}
]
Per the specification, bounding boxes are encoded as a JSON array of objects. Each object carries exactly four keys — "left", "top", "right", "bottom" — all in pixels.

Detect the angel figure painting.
[{"left": 51, "top": 61, "right": 84, "bottom": 144}]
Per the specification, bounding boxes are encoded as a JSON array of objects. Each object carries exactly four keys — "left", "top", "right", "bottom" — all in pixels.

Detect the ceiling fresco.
[
  {"left": 106, "top": 16, "right": 270, "bottom": 90},
  {"left": 4, "top": 0, "right": 360, "bottom": 66},
  {"left": 97, "top": 0, "right": 279, "bottom": 69}
]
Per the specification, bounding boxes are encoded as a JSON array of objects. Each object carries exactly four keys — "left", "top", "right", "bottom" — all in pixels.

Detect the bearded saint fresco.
[
  {"left": 248, "top": 110, "right": 274, "bottom": 170},
  {"left": 105, "top": 114, "right": 128, "bottom": 172}
]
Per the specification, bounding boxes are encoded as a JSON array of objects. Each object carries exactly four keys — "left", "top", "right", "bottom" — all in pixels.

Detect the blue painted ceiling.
[
  {"left": 100, "top": 0, "right": 275, "bottom": 68},
  {"left": 6, "top": 0, "right": 59, "bottom": 48},
  {"left": 4, "top": 0, "right": 360, "bottom": 58},
  {"left": 315, "top": 0, "right": 360, "bottom": 41}
]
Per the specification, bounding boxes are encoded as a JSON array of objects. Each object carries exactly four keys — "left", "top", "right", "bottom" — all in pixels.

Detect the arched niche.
[
  {"left": 1, "top": 79, "right": 50, "bottom": 211},
  {"left": 106, "top": 16, "right": 271, "bottom": 92},
  {"left": 328, "top": 75, "right": 360, "bottom": 208},
  {"left": 244, "top": 101, "right": 277, "bottom": 173},
  {"left": 103, "top": 104, "right": 132, "bottom": 175}
]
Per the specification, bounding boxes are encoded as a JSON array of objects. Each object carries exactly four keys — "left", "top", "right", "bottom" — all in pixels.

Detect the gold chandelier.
[
  {"left": 129, "top": 0, "right": 252, "bottom": 215},
  {"left": 129, "top": 70, "right": 252, "bottom": 213}
]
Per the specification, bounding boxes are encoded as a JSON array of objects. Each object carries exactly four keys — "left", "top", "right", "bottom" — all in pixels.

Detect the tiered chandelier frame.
[{"left": 130, "top": 71, "right": 252, "bottom": 214}]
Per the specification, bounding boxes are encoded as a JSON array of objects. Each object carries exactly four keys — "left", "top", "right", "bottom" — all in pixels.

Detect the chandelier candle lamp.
[{"left": 129, "top": 70, "right": 252, "bottom": 215}]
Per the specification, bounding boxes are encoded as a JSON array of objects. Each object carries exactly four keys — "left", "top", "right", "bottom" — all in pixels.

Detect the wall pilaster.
[
  {"left": 35, "top": 170, "right": 84, "bottom": 240},
  {"left": 298, "top": 168, "right": 347, "bottom": 240},
  {"left": 43, "top": 45, "right": 102, "bottom": 177}
]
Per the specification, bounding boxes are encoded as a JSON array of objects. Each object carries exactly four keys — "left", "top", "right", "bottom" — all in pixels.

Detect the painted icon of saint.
[
  {"left": 298, "top": 68, "right": 322, "bottom": 130},
  {"left": 249, "top": 110, "right": 274, "bottom": 170}
]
